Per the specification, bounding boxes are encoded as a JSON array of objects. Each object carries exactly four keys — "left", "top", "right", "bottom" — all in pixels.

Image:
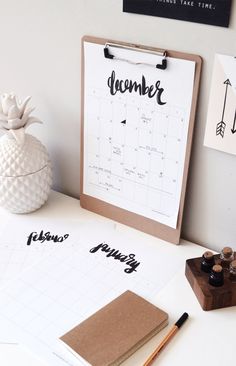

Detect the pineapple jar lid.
[
  {"left": 0, "top": 133, "right": 50, "bottom": 177},
  {"left": 0, "top": 93, "right": 50, "bottom": 178}
]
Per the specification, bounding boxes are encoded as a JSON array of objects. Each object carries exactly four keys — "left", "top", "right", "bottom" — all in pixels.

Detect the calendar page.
[
  {"left": 0, "top": 222, "right": 185, "bottom": 366},
  {"left": 83, "top": 42, "right": 195, "bottom": 229}
]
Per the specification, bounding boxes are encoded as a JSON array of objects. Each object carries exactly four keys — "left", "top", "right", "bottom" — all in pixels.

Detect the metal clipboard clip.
[{"left": 104, "top": 43, "right": 167, "bottom": 70}]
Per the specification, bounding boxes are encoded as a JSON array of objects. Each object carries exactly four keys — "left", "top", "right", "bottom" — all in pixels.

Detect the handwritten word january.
[
  {"left": 89, "top": 242, "right": 141, "bottom": 274},
  {"left": 27, "top": 230, "right": 69, "bottom": 246},
  {"left": 107, "top": 70, "right": 166, "bottom": 105}
]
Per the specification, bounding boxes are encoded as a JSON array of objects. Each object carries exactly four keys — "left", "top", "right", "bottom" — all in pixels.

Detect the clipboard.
[{"left": 80, "top": 35, "right": 202, "bottom": 244}]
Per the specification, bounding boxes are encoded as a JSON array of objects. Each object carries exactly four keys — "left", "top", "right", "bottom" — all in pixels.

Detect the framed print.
[{"left": 123, "top": 0, "right": 232, "bottom": 27}]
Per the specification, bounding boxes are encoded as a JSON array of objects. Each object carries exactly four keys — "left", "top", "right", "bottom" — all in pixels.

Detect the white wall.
[{"left": 0, "top": 0, "right": 236, "bottom": 251}]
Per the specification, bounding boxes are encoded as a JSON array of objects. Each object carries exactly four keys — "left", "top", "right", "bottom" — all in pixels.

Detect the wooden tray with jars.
[{"left": 185, "top": 248, "right": 236, "bottom": 311}]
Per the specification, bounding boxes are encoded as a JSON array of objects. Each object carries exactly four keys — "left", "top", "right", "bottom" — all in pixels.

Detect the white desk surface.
[{"left": 0, "top": 190, "right": 235, "bottom": 366}]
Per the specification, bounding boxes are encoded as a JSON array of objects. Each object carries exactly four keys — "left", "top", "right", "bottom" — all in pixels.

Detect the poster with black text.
[{"left": 123, "top": 0, "right": 232, "bottom": 27}]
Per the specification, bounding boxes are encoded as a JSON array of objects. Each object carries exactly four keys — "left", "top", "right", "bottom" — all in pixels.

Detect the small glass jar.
[
  {"left": 201, "top": 251, "right": 215, "bottom": 273},
  {"left": 229, "top": 260, "right": 236, "bottom": 283},
  {"left": 220, "top": 247, "right": 234, "bottom": 269},
  {"left": 209, "top": 264, "right": 224, "bottom": 287}
]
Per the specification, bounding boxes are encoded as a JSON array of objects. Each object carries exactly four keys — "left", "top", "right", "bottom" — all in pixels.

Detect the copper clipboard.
[{"left": 80, "top": 35, "right": 202, "bottom": 244}]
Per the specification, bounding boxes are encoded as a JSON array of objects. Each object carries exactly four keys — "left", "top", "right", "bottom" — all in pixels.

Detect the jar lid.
[
  {"left": 0, "top": 134, "right": 49, "bottom": 177},
  {"left": 203, "top": 251, "right": 214, "bottom": 259},
  {"left": 222, "top": 247, "right": 233, "bottom": 258},
  {"left": 230, "top": 260, "right": 236, "bottom": 269},
  {"left": 212, "top": 264, "right": 223, "bottom": 273}
]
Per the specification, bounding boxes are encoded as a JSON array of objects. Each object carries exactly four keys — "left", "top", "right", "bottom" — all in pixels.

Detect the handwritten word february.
[
  {"left": 27, "top": 230, "right": 69, "bottom": 246},
  {"left": 89, "top": 242, "right": 141, "bottom": 274},
  {"left": 107, "top": 70, "right": 166, "bottom": 105}
]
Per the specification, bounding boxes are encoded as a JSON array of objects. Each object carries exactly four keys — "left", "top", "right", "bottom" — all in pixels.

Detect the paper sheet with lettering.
[
  {"left": 83, "top": 42, "right": 195, "bottom": 228},
  {"left": 0, "top": 218, "right": 89, "bottom": 290},
  {"left": 204, "top": 53, "right": 236, "bottom": 155},
  {"left": 0, "top": 222, "right": 186, "bottom": 366}
]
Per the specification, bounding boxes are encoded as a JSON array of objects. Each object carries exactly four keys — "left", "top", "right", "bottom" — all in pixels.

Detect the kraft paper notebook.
[{"left": 60, "top": 290, "right": 168, "bottom": 366}]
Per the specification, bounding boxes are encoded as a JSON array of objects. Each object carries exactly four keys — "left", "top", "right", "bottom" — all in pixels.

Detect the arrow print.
[
  {"left": 216, "top": 121, "right": 226, "bottom": 138},
  {"left": 231, "top": 109, "right": 236, "bottom": 134},
  {"left": 216, "top": 79, "right": 231, "bottom": 138}
]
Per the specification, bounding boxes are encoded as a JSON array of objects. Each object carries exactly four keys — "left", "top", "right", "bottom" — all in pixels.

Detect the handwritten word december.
[
  {"left": 107, "top": 71, "right": 166, "bottom": 105},
  {"left": 27, "top": 230, "right": 69, "bottom": 246},
  {"left": 90, "top": 242, "right": 140, "bottom": 274}
]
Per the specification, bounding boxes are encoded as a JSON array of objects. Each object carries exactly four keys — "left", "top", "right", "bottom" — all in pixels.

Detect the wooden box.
[{"left": 185, "top": 255, "right": 236, "bottom": 311}]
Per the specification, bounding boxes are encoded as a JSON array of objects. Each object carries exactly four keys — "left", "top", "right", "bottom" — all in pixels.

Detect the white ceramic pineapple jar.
[{"left": 0, "top": 94, "right": 52, "bottom": 213}]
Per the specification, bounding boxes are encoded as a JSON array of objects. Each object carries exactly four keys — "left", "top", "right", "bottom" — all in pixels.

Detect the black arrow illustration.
[
  {"left": 216, "top": 79, "right": 231, "bottom": 138},
  {"left": 231, "top": 109, "right": 236, "bottom": 134},
  {"left": 121, "top": 120, "right": 126, "bottom": 125}
]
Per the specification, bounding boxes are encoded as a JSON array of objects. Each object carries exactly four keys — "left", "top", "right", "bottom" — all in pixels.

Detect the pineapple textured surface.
[{"left": 0, "top": 94, "right": 52, "bottom": 213}]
